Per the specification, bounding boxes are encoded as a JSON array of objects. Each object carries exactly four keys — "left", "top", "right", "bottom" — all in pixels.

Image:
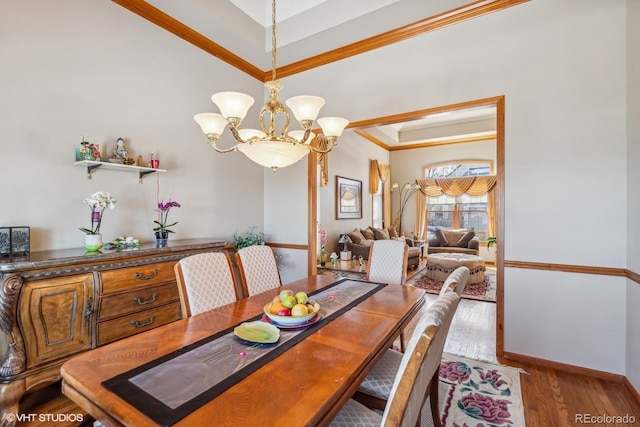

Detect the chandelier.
[{"left": 194, "top": 0, "right": 349, "bottom": 171}]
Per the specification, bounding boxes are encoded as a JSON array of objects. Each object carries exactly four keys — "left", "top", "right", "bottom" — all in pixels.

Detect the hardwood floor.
[{"left": 404, "top": 262, "right": 640, "bottom": 426}]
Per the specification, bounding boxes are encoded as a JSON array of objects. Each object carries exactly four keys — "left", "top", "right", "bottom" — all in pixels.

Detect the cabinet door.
[{"left": 19, "top": 274, "right": 93, "bottom": 368}]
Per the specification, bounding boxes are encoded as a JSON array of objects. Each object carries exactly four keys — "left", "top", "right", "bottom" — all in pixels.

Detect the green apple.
[
  {"left": 279, "top": 289, "right": 294, "bottom": 301},
  {"left": 295, "top": 291, "right": 308, "bottom": 305},
  {"left": 281, "top": 295, "right": 296, "bottom": 309}
]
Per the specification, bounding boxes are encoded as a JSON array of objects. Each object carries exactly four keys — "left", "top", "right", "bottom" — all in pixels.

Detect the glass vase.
[{"left": 155, "top": 231, "right": 169, "bottom": 247}]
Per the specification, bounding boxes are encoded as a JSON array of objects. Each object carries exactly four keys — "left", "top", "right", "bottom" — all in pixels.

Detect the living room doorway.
[{"left": 308, "top": 95, "right": 506, "bottom": 356}]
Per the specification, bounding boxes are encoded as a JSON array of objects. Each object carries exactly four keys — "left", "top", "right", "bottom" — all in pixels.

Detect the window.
[
  {"left": 427, "top": 194, "right": 488, "bottom": 240},
  {"left": 425, "top": 162, "right": 491, "bottom": 240},
  {"left": 425, "top": 163, "right": 491, "bottom": 178}
]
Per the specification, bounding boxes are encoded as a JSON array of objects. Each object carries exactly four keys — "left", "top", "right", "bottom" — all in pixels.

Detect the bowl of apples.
[{"left": 263, "top": 289, "right": 320, "bottom": 327}]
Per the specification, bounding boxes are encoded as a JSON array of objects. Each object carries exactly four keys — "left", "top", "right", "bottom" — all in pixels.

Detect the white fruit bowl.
[{"left": 263, "top": 302, "right": 319, "bottom": 326}]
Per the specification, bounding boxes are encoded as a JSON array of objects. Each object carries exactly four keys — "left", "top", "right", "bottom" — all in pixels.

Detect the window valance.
[
  {"left": 369, "top": 160, "right": 390, "bottom": 194},
  {"left": 417, "top": 176, "right": 497, "bottom": 197}
]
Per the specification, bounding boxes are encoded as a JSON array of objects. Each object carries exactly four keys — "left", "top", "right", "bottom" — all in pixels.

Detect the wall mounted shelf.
[{"left": 74, "top": 161, "right": 166, "bottom": 183}]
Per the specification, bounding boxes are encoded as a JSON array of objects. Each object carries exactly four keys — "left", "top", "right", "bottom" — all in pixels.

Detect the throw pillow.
[
  {"left": 361, "top": 227, "right": 375, "bottom": 240},
  {"left": 348, "top": 228, "right": 365, "bottom": 244},
  {"left": 387, "top": 227, "right": 399, "bottom": 238},
  {"left": 435, "top": 229, "right": 449, "bottom": 246},
  {"left": 360, "top": 239, "right": 375, "bottom": 246},
  {"left": 372, "top": 227, "right": 390, "bottom": 240},
  {"left": 391, "top": 236, "right": 406, "bottom": 242},
  {"left": 456, "top": 230, "right": 476, "bottom": 248}
]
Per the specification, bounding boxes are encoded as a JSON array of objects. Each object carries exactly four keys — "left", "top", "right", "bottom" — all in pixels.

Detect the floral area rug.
[
  {"left": 407, "top": 268, "right": 496, "bottom": 302},
  {"left": 420, "top": 354, "right": 526, "bottom": 427}
]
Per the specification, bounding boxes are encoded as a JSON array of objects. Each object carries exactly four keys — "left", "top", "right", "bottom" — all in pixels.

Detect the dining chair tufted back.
[
  {"left": 174, "top": 252, "right": 240, "bottom": 317},
  {"left": 235, "top": 245, "right": 282, "bottom": 297},
  {"left": 366, "top": 240, "right": 409, "bottom": 286}
]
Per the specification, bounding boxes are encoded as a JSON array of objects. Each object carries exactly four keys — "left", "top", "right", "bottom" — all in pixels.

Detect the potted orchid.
[
  {"left": 79, "top": 191, "right": 117, "bottom": 251},
  {"left": 318, "top": 227, "right": 328, "bottom": 266},
  {"left": 153, "top": 200, "right": 181, "bottom": 245}
]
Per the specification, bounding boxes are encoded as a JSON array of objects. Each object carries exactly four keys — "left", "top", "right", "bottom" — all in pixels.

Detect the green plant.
[
  {"left": 486, "top": 236, "right": 497, "bottom": 248},
  {"left": 232, "top": 227, "right": 265, "bottom": 250}
]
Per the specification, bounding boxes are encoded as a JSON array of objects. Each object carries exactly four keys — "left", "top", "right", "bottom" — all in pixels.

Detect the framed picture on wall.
[{"left": 336, "top": 176, "right": 362, "bottom": 219}]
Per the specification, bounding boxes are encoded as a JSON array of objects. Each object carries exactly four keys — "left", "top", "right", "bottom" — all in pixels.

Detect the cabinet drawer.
[
  {"left": 101, "top": 261, "right": 177, "bottom": 294},
  {"left": 98, "top": 283, "right": 180, "bottom": 320},
  {"left": 97, "top": 302, "right": 181, "bottom": 346}
]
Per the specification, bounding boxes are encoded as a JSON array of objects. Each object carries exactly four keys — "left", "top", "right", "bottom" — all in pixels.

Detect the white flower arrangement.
[{"left": 79, "top": 191, "right": 117, "bottom": 235}]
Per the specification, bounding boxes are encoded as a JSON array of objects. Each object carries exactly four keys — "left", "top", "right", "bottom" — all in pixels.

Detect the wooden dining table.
[{"left": 61, "top": 275, "right": 425, "bottom": 427}]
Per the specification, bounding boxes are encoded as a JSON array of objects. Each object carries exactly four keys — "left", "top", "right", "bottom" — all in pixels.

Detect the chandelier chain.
[{"left": 271, "top": 0, "right": 277, "bottom": 82}]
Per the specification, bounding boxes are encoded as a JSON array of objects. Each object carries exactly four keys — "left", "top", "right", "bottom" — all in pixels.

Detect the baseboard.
[
  {"left": 623, "top": 376, "right": 640, "bottom": 406},
  {"left": 502, "top": 351, "right": 625, "bottom": 383}
]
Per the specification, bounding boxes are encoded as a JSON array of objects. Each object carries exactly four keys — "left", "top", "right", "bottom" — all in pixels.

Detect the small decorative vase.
[
  {"left": 319, "top": 253, "right": 327, "bottom": 266},
  {"left": 84, "top": 233, "right": 103, "bottom": 252},
  {"left": 155, "top": 231, "right": 169, "bottom": 247}
]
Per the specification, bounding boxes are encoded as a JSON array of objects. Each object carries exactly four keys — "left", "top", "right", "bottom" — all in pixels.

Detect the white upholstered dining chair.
[
  {"left": 366, "top": 240, "right": 409, "bottom": 286},
  {"left": 174, "top": 252, "right": 240, "bottom": 317},
  {"left": 366, "top": 239, "right": 410, "bottom": 351},
  {"left": 439, "top": 266, "right": 470, "bottom": 296},
  {"left": 235, "top": 245, "right": 282, "bottom": 297},
  {"left": 330, "top": 291, "right": 461, "bottom": 427}
]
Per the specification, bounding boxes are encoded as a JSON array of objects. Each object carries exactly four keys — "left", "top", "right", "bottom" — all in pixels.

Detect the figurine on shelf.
[
  {"left": 77, "top": 135, "right": 101, "bottom": 161},
  {"left": 112, "top": 137, "right": 128, "bottom": 163},
  {"left": 330, "top": 252, "right": 338, "bottom": 265}
]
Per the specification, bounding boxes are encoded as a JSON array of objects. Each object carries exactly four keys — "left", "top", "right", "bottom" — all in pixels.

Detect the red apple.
[{"left": 275, "top": 306, "right": 291, "bottom": 316}]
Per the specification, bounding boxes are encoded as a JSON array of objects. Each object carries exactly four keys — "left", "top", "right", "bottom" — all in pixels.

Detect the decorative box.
[
  {"left": 0, "top": 228, "right": 10, "bottom": 257},
  {"left": 12, "top": 227, "right": 30, "bottom": 256},
  {"left": 1, "top": 226, "right": 30, "bottom": 257}
]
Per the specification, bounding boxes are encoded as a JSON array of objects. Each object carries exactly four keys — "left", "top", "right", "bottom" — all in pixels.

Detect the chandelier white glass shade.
[{"left": 193, "top": 0, "right": 349, "bottom": 171}]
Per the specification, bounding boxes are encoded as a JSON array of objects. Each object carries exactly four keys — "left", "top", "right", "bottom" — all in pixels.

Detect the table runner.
[{"left": 103, "top": 278, "right": 386, "bottom": 426}]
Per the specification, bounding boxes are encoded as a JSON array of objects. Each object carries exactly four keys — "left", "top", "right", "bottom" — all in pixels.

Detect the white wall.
[
  {"left": 280, "top": 0, "right": 630, "bottom": 374},
  {"left": 264, "top": 159, "right": 310, "bottom": 284},
  {"left": 389, "top": 140, "right": 496, "bottom": 236},
  {"left": 626, "top": 0, "right": 640, "bottom": 391},
  {"left": 1, "top": 0, "right": 266, "bottom": 250}
]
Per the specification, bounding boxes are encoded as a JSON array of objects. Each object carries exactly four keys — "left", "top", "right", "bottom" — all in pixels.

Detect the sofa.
[
  {"left": 427, "top": 228, "right": 479, "bottom": 256},
  {"left": 343, "top": 226, "right": 422, "bottom": 269}
]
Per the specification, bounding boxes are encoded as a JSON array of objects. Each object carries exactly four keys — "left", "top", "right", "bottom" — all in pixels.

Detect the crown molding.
[{"left": 112, "top": 0, "right": 530, "bottom": 81}]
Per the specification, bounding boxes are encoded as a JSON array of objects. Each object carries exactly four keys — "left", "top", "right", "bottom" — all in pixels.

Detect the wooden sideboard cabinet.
[{"left": 0, "top": 238, "right": 225, "bottom": 426}]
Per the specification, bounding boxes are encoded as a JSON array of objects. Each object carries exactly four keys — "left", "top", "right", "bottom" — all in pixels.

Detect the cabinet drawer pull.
[
  {"left": 133, "top": 293, "right": 157, "bottom": 305},
  {"left": 131, "top": 315, "right": 155, "bottom": 328},
  {"left": 135, "top": 269, "right": 158, "bottom": 280}
]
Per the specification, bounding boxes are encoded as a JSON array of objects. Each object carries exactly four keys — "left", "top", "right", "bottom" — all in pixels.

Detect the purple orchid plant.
[{"left": 154, "top": 199, "right": 181, "bottom": 235}]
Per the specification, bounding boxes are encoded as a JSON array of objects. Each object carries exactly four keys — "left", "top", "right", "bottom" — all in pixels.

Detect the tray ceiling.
[{"left": 120, "top": 0, "right": 516, "bottom": 146}]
